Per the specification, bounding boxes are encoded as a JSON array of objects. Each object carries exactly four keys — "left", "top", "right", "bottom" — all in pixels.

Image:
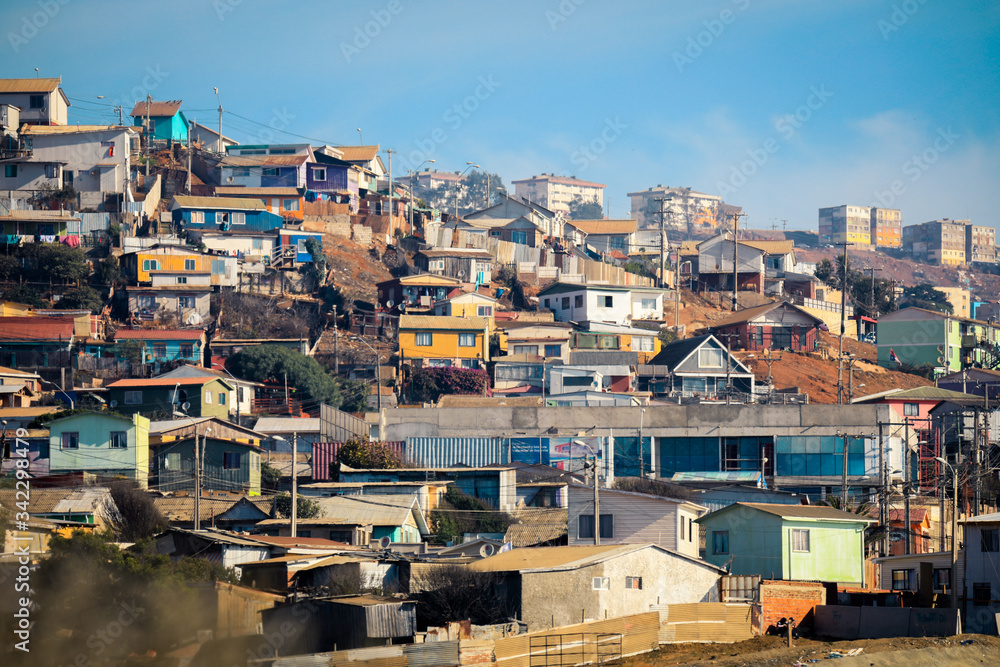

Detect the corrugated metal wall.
[
  {"left": 312, "top": 441, "right": 406, "bottom": 480},
  {"left": 320, "top": 403, "right": 368, "bottom": 442},
  {"left": 405, "top": 437, "right": 503, "bottom": 468}
]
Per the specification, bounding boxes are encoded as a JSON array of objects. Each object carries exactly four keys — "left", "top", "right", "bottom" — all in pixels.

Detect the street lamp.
[
  {"left": 408, "top": 159, "right": 435, "bottom": 237},
  {"left": 935, "top": 456, "right": 959, "bottom": 610},
  {"left": 96, "top": 96, "right": 124, "bottom": 126},
  {"left": 572, "top": 439, "right": 601, "bottom": 545},
  {"left": 213, "top": 86, "right": 224, "bottom": 154},
  {"left": 454, "top": 163, "right": 479, "bottom": 218}
]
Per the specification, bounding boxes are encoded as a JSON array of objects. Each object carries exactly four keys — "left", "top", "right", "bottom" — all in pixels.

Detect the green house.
[
  {"left": 876, "top": 307, "right": 1000, "bottom": 372},
  {"left": 151, "top": 435, "right": 262, "bottom": 496},
  {"left": 106, "top": 377, "right": 233, "bottom": 419},
  {"left": 48, "top": 412, "right": 150, "bottom": 486},
  {"left": 697, "top": 503, "right": 874, "bottom": 586}
]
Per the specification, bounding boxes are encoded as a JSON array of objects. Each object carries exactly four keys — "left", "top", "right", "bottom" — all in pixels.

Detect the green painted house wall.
[
  {"left": 877, "top": 308, "right": 1000, "bottom": 371},
  {"left": 152, "top": 436, "right": 261, "bottom": 496},
  {"left": 699, "top": 506, "right": 868, "bottom": 585},
  {"left": 108, "top": 378, "right": 232, "bottom": 419},
  {"left": 48, "top": 412, "right": 150, "bottom": 486}
]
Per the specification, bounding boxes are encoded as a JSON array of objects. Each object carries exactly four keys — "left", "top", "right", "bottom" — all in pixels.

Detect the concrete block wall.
[
  {"left": 759, "top": 580, "right": 826, "bottom": 632},
  {"left": 352, "top": 223, "right": 372, "bottom": 245}
]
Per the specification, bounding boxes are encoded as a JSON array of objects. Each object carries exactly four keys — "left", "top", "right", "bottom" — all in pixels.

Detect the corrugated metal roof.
[
  {"left": 707, "top": 301, "right": 821, "bottom": 329},
  {"left": 0, "top": 77, "right": 61, "bottom": 93},
  {"left": 153, "top": 495, "right": 273, "bottom": 522},
  {"left": 566, "top": 219, "right": 637, "bottom": 235},
  {"left": 0, "top": 209, "right": 79, "bottom": 220},
  {"left": 218, "top": 154, "right": 308, "bottom": 167},
  {"left": 311, "top": 494, "right": 419, "bottom": 526},
  {"left": 113, "top": 329, "right": 205, "bottom": 340},
  {"left": 172, "top": 195, "right": 266, "bottom": 210},
  {"left": 0, "top": 316, "right": 76, "bottom": 342},
  {"left": 107, "top": 377, "right": 217, "bottom": 388},
  {"left": 129, "top": 100, "right": 182, "bottom": 117},
  {"left": 397, "top": 315, "right": 488, "bottom": 331},
  {"left": 503, "top": 507, "right": 568, "bottom": 547},
  {"left": 0, "top": 486, "right": 110, "bottom": 515},
  {"left": 214, "top": 186, "right": 301, "bottom": 196},
  {"left": 333, "top": 145, "right": 380, "bottom": 162},
  {"left": 704, "top": 502, "right": 876, "bottom": 523},
  {"left": 254, "top": 417, "right": 321, "bottom": 433},
  {"left": 469, "top": 544, "right": 642, "bottom": 572}
]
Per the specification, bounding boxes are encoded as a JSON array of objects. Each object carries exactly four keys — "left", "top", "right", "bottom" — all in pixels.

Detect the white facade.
[
  {"left": 628, "top": 186, "right": 723, "bottom": 229},
  {"left": 539, "top": 285, "right": 665, "bottom": 325},
  {"left": 961, "top": 514, "right": 1000, "bottom": 624},
  {"left": 0, "top": 79, "right": 69, "bottom": 126},
  {"left": 512, "top": 174, "right": 605, "bottom": 218}
]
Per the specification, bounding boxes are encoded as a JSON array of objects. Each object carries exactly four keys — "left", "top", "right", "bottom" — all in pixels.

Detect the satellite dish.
[
  {"left": 479, "top": 543, "right": 496, "bottom": 558},
  {"left": 937, "top": 356, "right": 945, "bottom": 364},
  {"left": 458, "top": 270, "right": 466, "bottom": 279},
  {"left": 386, "top": 299, "right": 394, "bottom": 308},
  {"left": 378, "top": 536, "right": 392, "bottom": 549},
  {"left": 181, "top": 401, "right": 191, "bottom": 412},
  {"left": 109, "top": 400, "right": 118, "bottom": 408},
  {"left": 399, "top": 302, "right": 407, "bottom": 312}
]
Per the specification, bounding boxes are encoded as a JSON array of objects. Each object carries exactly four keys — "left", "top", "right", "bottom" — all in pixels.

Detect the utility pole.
[
  {"left": 193, "top": 426, "right": 200, "bottom": 531},
  {"left": 333, "top": 305, "right": 339, "bottom": 374},
  {"left": 878, "top": 420, "right": 888, "bottom": 556},
  {"left": 384, "top": 148, "right": 396, "bottom": 223},
  {"left": 904, "top": 420, "right": 911, "bottom": 555},
  {"left": 653, "top": 196, "right": 671, "bottom": 289},
  {"left": 144, "top": 94, "right": 151, "bottom": 178},
  {"left": 865, "top": 267, "right": 883, "bottom": 319},
  {"left": 835, "top": 241, "right": 854, "bottom": 404},
  {"left": 186, "top": 118, "right": 193, "bottom": 195},
  {"left": 291, "top": 432, "right": 298, "bottom": 538},
  {"left": 730, "top": 212, "right": 747, "bottom": 311},
  {"left": 214, "top": 87, "right": 223, "bottom": 154},
  {"left": 592, "top": 452, "right": 600, "bottom": 546}
]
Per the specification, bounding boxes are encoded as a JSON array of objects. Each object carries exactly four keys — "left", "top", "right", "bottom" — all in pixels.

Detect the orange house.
[{"left": 215, "top": 186, "right": 305, "bottom": 221}]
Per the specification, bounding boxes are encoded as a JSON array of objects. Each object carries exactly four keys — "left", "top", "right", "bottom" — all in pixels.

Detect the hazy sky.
[{"left": 4, "top": 0, "right": 998, "bottom": 230}]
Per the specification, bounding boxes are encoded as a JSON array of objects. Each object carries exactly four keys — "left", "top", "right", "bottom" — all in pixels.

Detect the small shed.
[{"left": 261, "top": 595, "right": 417, "bottom": 653}]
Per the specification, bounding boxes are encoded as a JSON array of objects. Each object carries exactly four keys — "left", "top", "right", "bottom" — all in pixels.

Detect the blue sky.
[{"left": 4, "top": 0, "right": 998, "bottom": 231}]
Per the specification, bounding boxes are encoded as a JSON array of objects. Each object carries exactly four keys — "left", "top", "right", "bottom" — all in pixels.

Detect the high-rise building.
[
  {"left": 627, "top": 185, "right": 724, "bottom": 230},
  {"left": 818, "top": 205, "right": 872, "bottom": 246},
  {"left": 966, "top": 223, "right": 997, "bottom": 264},
  {"left": 511, "top": 174, "right": 604, "bottom": 218},
  {"left": 869, "top": 207, "right": 901, "bottom": 248},
  {"left": 902, "top": 219, "right": 969, "bottom": 266}
]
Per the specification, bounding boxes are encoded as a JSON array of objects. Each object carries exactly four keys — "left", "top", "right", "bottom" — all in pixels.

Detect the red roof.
[
  {"left": 114, "top": 329, "right": 205, "bottom": 341},
  {"left": 129, "top": 100, "right": 182, "bottom": 117},
  {"left": 107, "top": 377, "right": 218, "bottom": 388},
  {"left": 608, "top": 249, "right": 629, "bottom": 260},
  {"left": 0, "top": 316, "right": 76, "bottom": 342}
]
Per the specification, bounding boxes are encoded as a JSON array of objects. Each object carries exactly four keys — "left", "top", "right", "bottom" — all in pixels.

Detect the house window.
[
  {"left": 458, "top": 333, "right": 476, "bottom": 347},
  {"left": 592, "top": 577, "right": 610, "bottom": 590},
  {"left": 233, "top": 168, "right": 250, "bottom": 177},
  {"left": 477, "top": 306, "right": 493, "bottom": 317},
  {"left": 205, "top": 390, "right": 213, "bottom": 404},
  {"left": 544, "top": 299, "right": 550, "bottom": 309},
  {"left": 184, "top": 259, "right": 196, "bottom": 270},
  {"left": 561, "top": 296, "right": 570, "bottom": 309},
  {"left": 933, "top": 568, "right": 951, "bottom": 590},
  {"left": 216, "top": 212, "right": 229, "bottom": 224},
  {"left": 312, "top": 168, "right": 326, "bottom": 181},
  {"left": 219, "top": 392, "right": 226, "bottom": 405},
  {"left": 232, "top": 212, "right": 246, "bottom": 225},
  {"left": 982, "top": 528, "right": 999, "bottom": 552},
  {"left": 973, "top": 583, "right": 991, "bottom": 606},
  {"left": 223, "top": 452, "right": 241, "bottom": 469},
  {"left": 578, "top": 513, "right": 613, "bottom": 539},
  {"left": 178, "top": 296, "right": 195, "bottom": 309},
  {"left": 61, "top": 432, "right": 79, "bottom": 449},
  {"left": 152, "top": 344, "right": 167, "bottom": 358},
  {"left": 633, "top": 336, "right": 654, "bottom": 351},
  {"left": 544, "top": 344, "right": 561, "bottom": 357},
  {"left": 575, "top": 295, "right": 584, "bottom": 307},
  {"left": 511, "top": 230, "right": 528, "bottom": 245},
  {"left": 29, "top": 94, "right": 44, "bottom": 109},
  {"left": 792, "top": 529, "right": 810, "bottom": 552},
  {"left": 137, "top": 295, "right": 155, "bottom": 309},
  {"left": 461, "top": 359, "right": 477, "bottom": 369},
  {"left": 164, "top": 453, "right": 180, "bottom": 469},
  {"left": 892, "top": 569, "right": 914, "bottom": 591},
  {"left": 601, "top": 295, "right": 613, "bottom": 308},
  {"left": 641, "top": 298, "right": 656, "bottom": 309},
  {"left": 712, "top": 531, "right": 729, "bottom": 555},
  {"left": 109, "top": 431, "right": 127, "bottom": 449},
  {"left": 513, "top": 345, "right": 539, "bottom": 356},
  {"left": 45, "top": 164, "right": 60, "bottom": 179},
  {"left": 688, "top": 518, "right": 694, "bottom": 542},
  {"left": 190, "top": 211, "right": 204, "bottom": 224},
  {"left": 415, "top": 332, "right": 432, "bottom": 346},
  {"left": 699, "top": 348, "right": 724, "bottom": 368},
  {"left": 4, "top": 165, "right": 17, "bottom": 178},
  {"left": 124, "top": 391, "right": 142, "bottom": 405},
  {"left": 263, "top": 168, "right": 279, "bottom": 177},
  {"left": 177, "top": 276, "right": 188, "bottom": 285},
  {"left": 903, "top": 403, "right": 919, "bottom": 416},
  {"left": 142, "top": 259, "right": 160, "bottom": 272},
  {"left": 283, "top": 198, "right": 299, "bottom": 211},
  {"left": 625, "top": 576, "right": 643, "bottom": 590},
  {"left": 180, "top": 344, "right": 193, "bottom": 357}
]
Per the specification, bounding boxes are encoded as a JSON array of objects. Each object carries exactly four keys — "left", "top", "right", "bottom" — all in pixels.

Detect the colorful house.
[
  {"left": 169, "top": 195, "right": 283, "bottom": 233},
  {"left": 0, "top": 315, "right": 77, "bottom": 369},
  {"left": 121, "top": 245, "right": 238, "bottom": 287},
  {"left": 646, "top": 334, "right": 754, "bottom": 399},
  {"left": 398, "top": 315, "right": 489, "bottom": 369},
  {"left": 875, "top": 307, "right": 1000, "bottom": 371},
  {"left": 698, "top": 502, "right": 875, "bottom": 585},
  {"left": 218, "top": 145, "right": 311, "bottom": 189},
  {"left": 150, "top": 434, "right": 263, "bottom": 496},
  {"left": 47, "top": 411, "right": 150, "bottom": 486},
  {"left": 376, "top": 274, "right": 462, "bottom": 314},
  {"left": 112, "top": 328, "right": 206, "bottom": 365},
  {"left": 706, "top": 301, "right": 823, "bottom": 353},
  {"left": 107, "top": 376, "right": 233, "bottom": 419},
  {"left": 432, "top": 291, "right": 498, "bottom": 331},
  {"left": 277, "top": 228, "right": 324, "bottom": 263},
  {"left": 214, "top": 186, "right": 305, "bottom": 221},
  {"left": 0, "top": 209, "right": 79, "bottom": 243},
  {"left": 130, "top": 99, "right": 187, "bottom": 144}
]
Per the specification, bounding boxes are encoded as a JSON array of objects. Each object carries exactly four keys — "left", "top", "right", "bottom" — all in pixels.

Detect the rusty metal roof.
[
  {"left": 0, "top": 486, "right": 110, "bottom": 516},
  {"left": 0, "top": 77, "right": 61, "bottom": 93},
  {"left": 129, "top": 100, "right": 182, "bottom": 117},
  {"left": 503, "top": 507, "right": 568, "bottom": 547}
]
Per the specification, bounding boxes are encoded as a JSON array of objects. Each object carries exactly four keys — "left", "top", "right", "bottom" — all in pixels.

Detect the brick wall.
[{"left": 759, "top": 580, "right": 826, "bottom": 632}]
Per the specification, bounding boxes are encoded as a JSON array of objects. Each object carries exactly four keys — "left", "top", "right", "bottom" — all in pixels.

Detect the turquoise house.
[
  {"left": 112, "top": 328, "right": 206, "bottom": 366},
  {"left": 697, "top": 503, "right": 874, "bottom": 586},
  {"left": 48, "top": 412, "right": 150, "bottom": 486},
  {"left": 130, "top": 99, "right": 188, "bottom": 144}
]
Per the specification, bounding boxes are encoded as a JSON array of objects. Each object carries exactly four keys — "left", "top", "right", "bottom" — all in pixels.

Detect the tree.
[
  {"left": 410, "top": 367, "right": 490, "bottom": 403},
  {"left": 274, "top": 492, "right": 320, "bottom": 519},
  {"left": 415, "top": 565, "right": 515, "bottom": 628},
  {"left": 335, "top": 438, "right": 403, "bottom": 471},
  {"left": 229, "top": 344, "right": 344, "bottom": 408},
  {"left": 568, "top": 195, "right": 603, "bottom": 219},
  {"left": 95, "top": 254, "right": 123, "bottom": 286},
  {"left": 813, "top": 254, "right": 896, "bottom": 317},
  {"left": 902, "top": 284, "right": 953, "bottom": 314},
  {"left": 301, "top": 237, "right": 328, "bottom": 290},
  {"left": 55, "top": 286, "right": 105, "bottom": 313},
  {"left": 0, "top": 254, "right": 19, "bottom": 280},
  {"left": 429, "top": 487, "right": 513, "bottom": 545},
  {"left": 2, "top": 284, "right": 45, "bottom": 308},
  {"left": 338, "top": 377, "right": 372, "bottom": 413},
  {"left": 35, "top": 244, "right": 90, "bottom": 284},
  {"left": 115, "top": 339, "right": 145, "bottom": 365},
  {"left": 104, "top": 481, "right": 167, "bottom": 541}
]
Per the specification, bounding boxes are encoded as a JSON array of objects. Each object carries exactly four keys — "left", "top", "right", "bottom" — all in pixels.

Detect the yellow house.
[
  {"left": 398, "top": 315, "right": 490, "bottom": 369},
  {"left": 432, "top": 292, "right": 499, "bottom": 333},
  {"left": 123, "top": 246, "right": 237, "bottom": 287}
]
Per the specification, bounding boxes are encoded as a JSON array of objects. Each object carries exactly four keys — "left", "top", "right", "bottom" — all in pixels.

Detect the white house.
[
  {"left": 960, "top": 512, "right": 1000, "bottom": 625},
  {"left": 7, "top": 125, "right": 138, "bottom": 208},
  {"left": 537, "top": 282, "right": 667, "bottom": 325},
  {"left": 0, "top": 77, "right": 69, "bottom": 126}
]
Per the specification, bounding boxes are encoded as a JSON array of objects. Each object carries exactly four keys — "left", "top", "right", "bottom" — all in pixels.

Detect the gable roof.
[
  {"left": 171, "top": 195, "right": 267, "bottom": 211},
  {"left": 398, "top": 315, "right": 488, "bottom": 331},
  {"left": 852, "top": 386, "right": 980, "bottom": 404},
  {"left": 0, "top": 77, "right": 62, "bottom": 93},
  {"left": 700, "top": 502, "right": 875, "bottom": 523},
  {"left": 566, "top": 219, "right": 637, "bottom": 235},
  {"left": 308, "top": 494, "right": 427, "bottom": 532},
  {"left": 708, "top": 301, "right": 822, "bottom": 329},
  {"left": 153, "top": 495, "right": 274, "bottom": 523},
  {"left": 113, "top": 329, "right": 205, "bottom": 341},
  {"left": 469, "top": 544, "right": 643, "bottom": 572},
  {"left": 107, "top": 376, "right": 226, "bottom": 389},
  {"left": 503, "top": 507, "right": 569, "bottom": 547},
  {"left": 333, "top": 145, "right": 380, "bottom": 162},
  {"left": 129, "top": 100, "right": 182, "bottom": 117},
  {"left": 738, "top": 240, "right": 795, "bottom": 255},
  {"left": 0, "top": 486, "right": 110, "bottom": 516},
  {"left": 568, "top": 483, "right": 705, "bottom": 510},
  {"left": 0, "top": 316, "right": 76, "bottom": 342},
  {"left": 648, "top": 334, "right": 726, "bottom": 370}
]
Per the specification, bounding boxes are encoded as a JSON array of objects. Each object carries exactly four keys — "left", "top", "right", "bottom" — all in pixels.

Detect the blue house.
[
  {"left": 130, "top": 100, "right": 188, "bottom": 144},
  {"left": 170, "top": 195, "right": 283, "bottom": 233},
  {"left": 278, "top": 229, "right": 324, "bottom": 263},
  {"left": 112, "top": 328, "right": 206, "bottom": 366}
]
